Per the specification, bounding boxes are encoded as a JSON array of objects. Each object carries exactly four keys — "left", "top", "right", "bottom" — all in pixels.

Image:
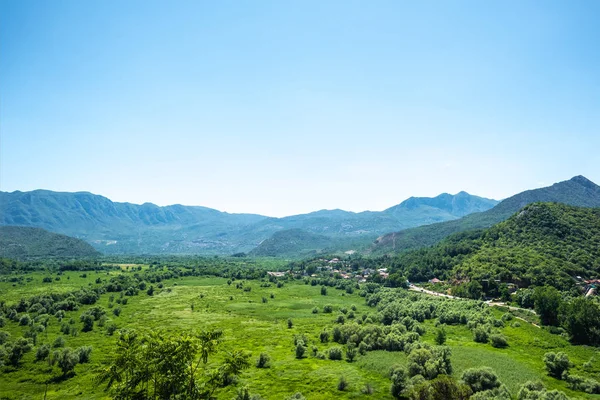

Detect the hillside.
[
  {"left": 388, "top": 202, "right": 600, "bottom": 289},
  {"left": 0, "top": 190, "right": 496, "bottom": 255},
  {"left": 371, "top": 175, "right": 600, "bottom": 255},
  {"left": 0, "top": 226, "right": 100, "bottom": 258},
  {"left": 248, "top": 229, "right": 334, "bottom": 258}
]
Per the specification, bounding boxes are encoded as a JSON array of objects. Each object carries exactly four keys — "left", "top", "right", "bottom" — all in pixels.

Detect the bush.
[
  {"left": 19, "top": 314, "right": 31, "bottom": 326},
  {"left": 256, "top": 352, "right": 270, "bottom": 368},
  {"left": 323, "top": 305, "right": 333, "bottom": 313},
  {"left": 435, "top": 327, "right": 447, "bottom": 345},
  {"left": 473, "top": 326, "right": 489, "bottom": 343},
  {"left": 35, "top": 344, "right": 50, "bottom": 361},
  {"left": 312, "top": 307, "right": 318, "bottom": 314},
  {"left": 337, "top": 376, "right": 348, "bottom": 391},
  {"left": 543, "top": 352, "right": 572, "bottom": 379},
  {"left": 328, "top": 347, "right": 343, "bottom": 360},
  {"left": 390, "top": 367, "right": 407, "bottom": 398},
  {"left": 336, "top": 315, "right": 345, "bottom": 324},
  {"left": 346, "top": 344, "right": 357, "bottom": 362},
  {"left": 295, "top": 343, "right": 306, "bottom": 359},
  {"left": 76, "top": 346, "right": 92, "bottom": 363},
  {"left": 287, "top": 319, "right": 293, "bottom": 329},
  {"left": 490, "top": 334, "right": 508, "bottom": 348},
  {"left": 319, "top": 330, "right": 329, "bottom": 343},
  {"left": 321, "top": 286, "right": 327, "bottom": 295},
  {"left": 461, "top": 367, "right": 501, "bottom": 393},
  {"left": 284, "top": 394, "right": 306, "bottom": 400},
  {"left": 53, "top": 336, "right": 66, "bottom": 348}
]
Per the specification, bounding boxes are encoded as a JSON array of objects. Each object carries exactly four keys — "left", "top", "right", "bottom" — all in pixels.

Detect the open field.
[{"left": 1, "top": 267, "right": 600, "bottom": 399}]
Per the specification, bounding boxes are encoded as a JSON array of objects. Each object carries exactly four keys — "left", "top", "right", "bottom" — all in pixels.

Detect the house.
[
  {"left": 429, "top": 278, "right": 443, "bottom": 284},
  {"left": 267, "top": 271, "right": 286, "bottom": 278}
]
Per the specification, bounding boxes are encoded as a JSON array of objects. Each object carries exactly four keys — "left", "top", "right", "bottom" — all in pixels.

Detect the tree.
[
  {"left": 321, "top": 286, "right": 327, "bottom": 296},
  {"left": 5, "top": 337, "right": 32, "bottom": 367},
  {"left": 390, "top": 366, "right": 407, "bottom": 398},
  {"left": 543, "top": 352, "right": 571, "bottom": 379},
  {"left": 533, "top": 286, "right": 562, "bottom": 326},
  {"left": 435, "top": 327, "right": 447, "bottom": 345},
  {"left": 54, "top": 347, "right": 79, "bottom": 376},
  {"left": 559, "top": 297, "right": 600, "bottom": 346},
  {"left": 461, "top": 367, "right": 501, "bottom": 393},
  {"left": 295, "top": 342, "right": 306, "bottom": 359},
  {"left": 346, "top": 344, "right": 357, "bottom": 362}
]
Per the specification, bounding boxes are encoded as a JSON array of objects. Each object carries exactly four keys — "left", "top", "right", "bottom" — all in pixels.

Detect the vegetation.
[
  {"left": 0, "top": 255, "right": 599, "bottom": 399},
  {"left": 0, "top": 226, "right": 100, "bottom": 258}
]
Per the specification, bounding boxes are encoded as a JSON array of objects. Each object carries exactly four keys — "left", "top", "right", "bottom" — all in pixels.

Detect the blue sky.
[{"left": 1, "top": 0, "right": 599, "bottom": 217}]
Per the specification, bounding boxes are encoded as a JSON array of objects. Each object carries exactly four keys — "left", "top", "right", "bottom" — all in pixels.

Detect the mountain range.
[
  {"left": 371, "top": 175, "right": 600, "bottom": 255},
  {"left": 0, "top": 189, "right": 497, "bottom": 255}
]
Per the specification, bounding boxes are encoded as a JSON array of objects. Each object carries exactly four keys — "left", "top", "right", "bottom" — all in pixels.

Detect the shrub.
[
  {"left": 295, "top": 343, "right": 306, "bottom": 359},
  {"left": 323, "top": 305, "right": 333, "bottom": 313},
  {"left": 35, "top": 344, "right": 50, "bottom": 361},
  {"left": 113, "top": 307, "right": 121, "bottom": 317},
  {"left": 320, "top": 330, "right": 329, "bottom": 343},
  {"left": 461, "top": 367, "right": 501, "bottom": 393},
  {"left": 473, "top": 326, "right": 489, "bottom": 343},
  {"left": 321, "top": 286, "right": 327, "bottom": 295},
  {"left": 336, "top": 315, "right": 345, "bottom": 324},
  {"left": 337, "top": 376, "right": 348, "bottom": 391},
  {"left": 287, "top": 319, "right": 293, "bottom": 329},
  {"left": 284, "top": 394, "right": 306, "bottom": 400},
  {"left": 53, "top": 336, "right": 66, "bottom": 348},
  {"left": 543, "top": 352, "right": 572, "bottom": 379},
  {"left": 312, "top": 307, "right": 318, "bottom": 314},
  {"left": 19, "top": 314, "right": 31, "bottom": 326},
  {"left": 361, "top": 383, "right": 374, "bottom": 394},
  {"left": 489, "top": 334, "right": 508, "bottom": 348},
  {"left": 76, "top": 346, "right": 92, "bottom": 363},
  {"left": 346, "top": 344, "right": 357, "bottom": 362},
  {"left": 390, "top": 366, "right": 407, "bottom": 398},
  {"left": 256, "top": 352, "right": 270, "bottom": 368},
  {"left": 435, "top": 327, "right": 447, "bottom": 345},
  {"left": 328, "top": 347, "right": 343, "bottom": 360}
]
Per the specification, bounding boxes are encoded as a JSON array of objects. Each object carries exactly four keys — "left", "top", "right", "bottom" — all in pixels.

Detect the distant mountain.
[
  {"left": 248, "top": 229, "right": 334, "bottom": 258},
  {"left": 0, "top": 189, "right": 497, "bottom": 255},
  {"left": 371, "top": 176, "right": 600, "bottom": 255},
  {"left": 387, "top": 202, "right": 600, "bottom": 288},
  {"left": 0, "top": 226, "right": 100, "bottom": 258}
]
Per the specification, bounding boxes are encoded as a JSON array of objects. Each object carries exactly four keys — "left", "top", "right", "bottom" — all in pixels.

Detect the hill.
[
  {"left": 388, "top": 202, "right": 600, "bottom": 290},
  {"left": 0, "top": 190, "right": 496, "bottom": 255},
  {"left": 248, "top": 229, "right": 334, "bottom": 258},
  {"left": 371, "top": 175, "right": 600, "bottom": 255},
  {"left": 0, "top": 226, "right": 101, "bottom": 258}
]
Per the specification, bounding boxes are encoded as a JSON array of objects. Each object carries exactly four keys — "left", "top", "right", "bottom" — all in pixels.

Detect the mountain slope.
[
  {"left": 388, "top": 202, "right": 600, "bottom": 289},
  {"left": 0, "top": 189, "right": 497, "bottom": 255},
  {"left": 372, "top": 176, "right": 600, "bottom": 255},
  {"left": 249, "top": 229, "right": 334, "bottom": 258},
  {"left": 0, "top": 226, "right": 101, "bottom": 258}
]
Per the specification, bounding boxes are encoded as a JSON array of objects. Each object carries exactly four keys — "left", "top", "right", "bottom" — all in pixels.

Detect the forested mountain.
[
  {"left": 0, "top": 190, "right": 496, "bottom": 255},
  {"left": 387, "top": 202, "right": 600, "bottom": 289},
  {"left": 248, "top": 229, "right": 334, "bottom": 258},
  {"left": 371, "top": 176, "right": 600, "bottom": 255},
  {"left": 0, "top": 226, "right": 100, "bottom": 258}
]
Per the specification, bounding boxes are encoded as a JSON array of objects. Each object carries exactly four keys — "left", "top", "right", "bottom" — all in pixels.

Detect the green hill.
[
  {"left": 248, "top": 229, "right": 334, "bottom": 258},
  {"left": 388, "top": 202, "right": 600, "bottom": 289},
  {"left": 371, "top": 175, "right": 600, "bottom": 255},
  {"left": 0, "top": 226, "right": 101, "bottom": 258}
]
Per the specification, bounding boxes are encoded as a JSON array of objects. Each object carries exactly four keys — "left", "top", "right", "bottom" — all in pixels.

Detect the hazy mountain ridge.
[
  {"left": 0, "top": 190, "right": 497, "bottom": 255},
  {"left": 0, "top": 226, "right": 100, "bottom": 258},
  {"left": 371, "top": 175, "right": 600, "bottom": 255}
]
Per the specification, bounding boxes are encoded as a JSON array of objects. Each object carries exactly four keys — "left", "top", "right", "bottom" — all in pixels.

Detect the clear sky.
[{"left": 1, "top": 0, "right": 598, "bottom": 217}]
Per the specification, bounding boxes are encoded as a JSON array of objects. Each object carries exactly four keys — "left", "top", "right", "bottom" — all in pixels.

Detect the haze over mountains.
[
  {"left": 0, "top": 189, "right": 497, "bottom": 255},
  {"left": 371, "top": 175, "right": 600, "bottom": 255}
]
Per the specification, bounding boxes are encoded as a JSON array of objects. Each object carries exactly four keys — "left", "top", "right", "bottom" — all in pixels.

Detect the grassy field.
[{"left": 1, "top": 269, "right": 600, "bottom": 399}]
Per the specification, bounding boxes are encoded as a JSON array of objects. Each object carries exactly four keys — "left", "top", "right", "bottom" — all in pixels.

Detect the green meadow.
[{"left": 1, "top": 268, "right": 599, "bottom": 399}]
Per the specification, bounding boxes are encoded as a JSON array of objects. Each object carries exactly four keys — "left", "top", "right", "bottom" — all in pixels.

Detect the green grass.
[{"left": 1, "top": 273, "right": 600, "bottom": 399}]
